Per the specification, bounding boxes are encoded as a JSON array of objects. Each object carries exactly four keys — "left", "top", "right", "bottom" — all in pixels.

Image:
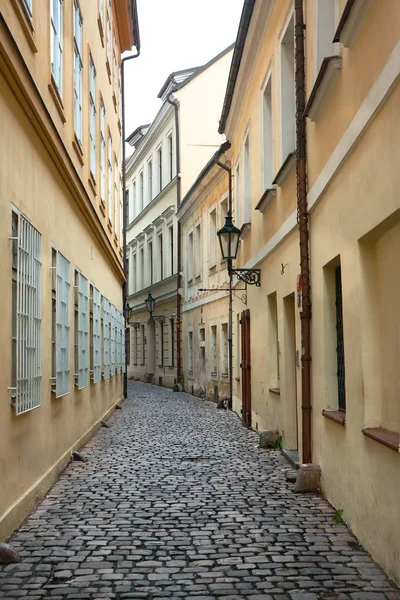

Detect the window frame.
[{"left": 50, "top": 0, "right": 64, "bottom": 94}]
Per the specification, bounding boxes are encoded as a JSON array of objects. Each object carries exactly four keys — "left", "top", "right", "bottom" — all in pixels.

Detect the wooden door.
[{"left": 240, "top": 309, "right": 252, "bottom": 427}]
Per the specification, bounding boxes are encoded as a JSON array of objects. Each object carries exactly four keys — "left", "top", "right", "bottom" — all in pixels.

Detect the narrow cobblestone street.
[{"left": 1, "top": 382, "right": 398, "bottom": 600}]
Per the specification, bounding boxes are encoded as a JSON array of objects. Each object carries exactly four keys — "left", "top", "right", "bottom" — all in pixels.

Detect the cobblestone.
[{"left": 0, "top": 382, "right": 399, "bottom": 600}]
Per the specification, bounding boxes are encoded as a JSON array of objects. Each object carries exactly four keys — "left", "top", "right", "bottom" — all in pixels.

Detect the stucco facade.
[
  {"left": 181, "top": 0, "right": 400, "bottom": 585},
  {"left": 0, "top": 0, "right": 138, "bottom": 539},
  {"left": 126, "top": 46, "right": 233, "bottom": 388}
]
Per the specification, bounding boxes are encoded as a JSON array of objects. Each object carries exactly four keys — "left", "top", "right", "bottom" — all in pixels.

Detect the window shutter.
[
  {"left": 92, "top": 287, "right": 101, "bottom": 384},
  {"left": 78, "top": 272, "right": 89, "bottom": 389},
  {"left": 13, "top": 213, "right": 42, "bottom": 415},
  {"left": 56, "top": 251, "right": 70, "bottom": 397},
  {"left": 102, "top": 296, "right": 110, "bottom": 379}
]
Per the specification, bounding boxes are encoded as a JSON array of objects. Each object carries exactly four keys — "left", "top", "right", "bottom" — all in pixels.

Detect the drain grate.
[{"left": 181, "top": 457, "right": 213, "bottom": 463}]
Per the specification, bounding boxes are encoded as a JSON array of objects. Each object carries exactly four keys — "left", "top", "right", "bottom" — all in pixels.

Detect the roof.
[
  {"left": 158, "top": 43, "right": 235, "bottom": 102},
  {"left": 178, "top": 141, "right": 231, "bottom": 213},
  {"left": 131, "top": 0, "right": 141, "bottom": 51},
  {"left": 218, "top": 0, "right": 256, "bottom": 134},
  {"left": 126, "top": 124, "right": 151, "bottom": 148}
]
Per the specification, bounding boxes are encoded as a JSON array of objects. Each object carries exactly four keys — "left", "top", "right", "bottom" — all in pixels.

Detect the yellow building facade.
[
  {"left": 184, "top": 0, "right": 400, "bottom": 585},
  {"left": 0, "top": 0, "right": 138, "bottom": 539}
]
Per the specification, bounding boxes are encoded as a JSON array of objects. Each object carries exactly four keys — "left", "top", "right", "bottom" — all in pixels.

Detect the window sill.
[
  {"left": 118, "top": 118, "right": 122, "bottom": 135},
  {"left": 97, "top": 16, "right": 105, "bottom": 47},
  {"left": 269, "top": 387, "right": 280, "bottom": 396},
  {"left": 195, "top": 274, "right": 201, "bottom": 282},
  {"left": 255, "top": 188, "right": 276, "bottom": 212},
  {"left": 113, "top": 234, "right": 119, "bottom": 247},
  {"left": 209, "top": 264, "right": 217, "bottom": 273},
  {"left": 107, "top": 218, "right": 113, "bottom": 233},
  {"left": 362, "top": 427, "right": 400, "bottom": 453},
  {"left": 272, "top": 152, "right": 295, "bottom": 187},
  {"left": 72, "top": 136, "right": 84, "bottom": 166},
  {"left": 113, "top": 93, "right": 117, "bottom": 113},
  {"left": 322, "top": 409, "right": 346, "bottom": 426},
  {"left": 187, "top": 278, "right": 194, "bottom": 286},
  {"left": 240, "top": 222, "right": 251, "bottom": 239},
  {"left": 99, "top": 201, "right": 106, "bottom": 217},
  {"left": 304, "top": 56, "right": 342, "bottom": 122},
  {"left": 221, "top": 373, "right": 229, "bottom": 379},
  {"left": 88, "top": 173, "right": 97, "bottom": 196},
  {"left": 48, "top": 77, "right": 66, "bottom": 123},
  {"left": 210, "top": 372, "right": 218, "bottom": 380},
  {"left": 333, "top": 0, "right": 372, "bottom": 47},
  {"left": 106, "top": 60, "right": 112, "bottom": 84},
  {"left": 11, "top": 0, "right": 37, "bottom": 53}
]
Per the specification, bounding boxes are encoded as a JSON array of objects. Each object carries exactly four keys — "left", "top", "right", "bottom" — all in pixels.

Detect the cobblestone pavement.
[{"left": 1, "top": 382, "right": 399, "bottom": 600}]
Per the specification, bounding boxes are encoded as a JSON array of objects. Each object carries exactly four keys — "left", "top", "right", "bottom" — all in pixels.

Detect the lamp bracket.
[
  {"left": 131, "top": 322, "right": 141, "bottom": 329},
  {"left": 231, "top": 268, "right": 261, "bottom": 287},
  {"left": 154, "top": 316, "right": 165, "bottom": 323}
]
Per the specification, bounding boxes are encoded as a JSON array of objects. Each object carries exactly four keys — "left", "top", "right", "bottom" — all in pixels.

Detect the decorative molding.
[
  {"left": 272, "top": 152, "right": 296, "bottom": 186},
  {"left": 182, "top": 289, "right": 228, "bottom": 313},
  {"left": 304, "top": 56, "right": 342, "bottom": 122},
  {"left": 255, "top": 188, "right": 276, "bottom": 212},
  {"left": 333, "top": 0, "right": 372, "bottom": 47}
]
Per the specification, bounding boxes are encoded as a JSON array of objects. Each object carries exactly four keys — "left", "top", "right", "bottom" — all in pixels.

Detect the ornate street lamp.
[
  {"left": 125, "top": 303, "right": 133, "bottom": 324},
  {"left": 145, "top": 292, "right": 156, "bottom": 316},
  {"left": 217, "top": 215, "right": 261, "bottom": 287}
]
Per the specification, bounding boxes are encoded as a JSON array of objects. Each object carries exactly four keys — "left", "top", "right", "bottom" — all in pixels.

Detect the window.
[
  {"left": 101, "top": 296, "right": 110, "bottom": 379},
  {"left": 148, "top": 158, "right": 153, "bottom": 203},
  {"left": 158, "top": 322, "right": 164, "bottom": 367},
  {"left": 98, "top": 0, "right": 103, "bottom": 27},
  {"left": 280, "top": 14, "right": 295, "bottom": 162},
  {"left": 131, "top": 253, "right": 137, "bottom": 294},
  {"left": 195, "top": 223, "right": 201, "bottom": 278},
  {"left": 139, "top": 247, "right": 144, "bottom": 289},
  {"left": 169, "top": 318, "right": 175, "bottom": 367},
  {"left": 335, "top": 266, "right": 346, "bottom": 411},
  {"left": 141, "top": 324, "right": 146, "bottom": 365},
  {"left": 188, "top": 231, "right": 194, "bottom": 282},
  {"left": 314, "top": 0, "right": 339, "bottom": 77},
  {"left": 73, "top": 1, "right": 83, "bottom": 144},
  {"left": 148, "top": 241, "right": 153, "bottom": 285},
  {"left": 74, "top": 269, "right": 89, "bottom": 389},
  {"left": 100, "top": 101, "right": 106, "bottom": 203},
  {"left": 108, "top": 133, "right": 112, "bottom": 221},
  {"left": 106, "top": 0, "right": 111, "bottom": 67},
  {"left": 235, "top": 162, "right": 241, "bottom": 228},
  {"left": 157, "top": 145, "right": 163, "bottom": 192},
  {"left": 10, "top": 210, "right": 42, "bottom": 415},
  {"left": 113, "top": 36, "right": 117, "bottom": 101},
  {"left": 139, "top": 170, "right": 144, "bottom": 212},
  {"left": 158, "top": 234, "right": 163, "bottom": 281},
  {"left": 221, "top": 323, "right": 229, "bottom": 377},
  {"left": 262, "top": 75, "right": 273, "bottom": 190},
  {"left": 168, "top": 133, "right": 173, "bottom": 181},
  {"left": 209, "top": 209, "right": 217, "bottom": 268},
  {"left": 133, "top": 326, "right": 138, "bottom": 365},
  {"left": 91, "top": 286, "right": 101, "bottom": 383},
  {"left": 22, "top": 0, "right": 32, "bottom": 18},
  {"left": 132, "top": 180, "right": 137, "bottom": 218},
  {"left": 243, "top": 134, "right": 251, "bottom": 224},
  {"left": 125, "top": 190, "right": 129, "bottom": 225},
  {"left": 268, "top": 292, "right": 280, "bottom": 387},
  {"left": 51, "top": 0, "right": 63, "bottom": 93},
  {"left": 210, "top": 325, "right": 218, "bottom": 376},
  {"left": 119, "top": 182, "right": 123, "bottom": 241},
  {"left": 110, "top": 304, "right": 116, "bottom": 376},
  {"left": 51, "top": 249, "right": 71, "bottom": 398},
  {"left": 89, "top": 56, "right": 97, "bottom": 179},
  {"left": 169, "top": 225, "right": 174, "bottom": 276},
  {"left": 114, "top": 157, "right": 118, "bottom": 229},
  {"left": 199, "top": 326, "right": 205, "bottom": 371},
  {"left": 188, "top": 330, "right": 194, "bottom": 375}
]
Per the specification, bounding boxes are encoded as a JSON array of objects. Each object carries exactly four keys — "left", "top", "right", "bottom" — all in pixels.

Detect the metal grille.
[
  {"left": 56, "top": 251, "right": 70, "bottom": 397},
  {"left": 117, "top": 311, "right": 122, "bottom": 373},
  {"left": 122, "top": 318, "right": 126, "bottom": 374},
  {"left": 110, "top": 304, "right": 116, "bottom": 376},
  {"left": 12, "top": 212, "right": 42, "bottom": 415},
  {"left": 77, "top": 271, "right": 89, "bottom": 389},
  {"left": 335, "top": 266, "right": 346, "bottom": 411},
  {"left": 102, "top": 296, "right": 110, "bottom": 379},
  {"left": 92, "top": 287, "right": 101, "bottom": 383}
]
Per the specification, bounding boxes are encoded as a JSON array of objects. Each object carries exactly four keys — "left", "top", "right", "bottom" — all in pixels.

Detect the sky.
[{"left": 123, "top": 0, "right": 244, "bottom": 140}]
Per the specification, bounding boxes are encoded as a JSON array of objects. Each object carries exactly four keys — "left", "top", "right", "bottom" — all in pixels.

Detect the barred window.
[
  {"left": 74, "top": 269, "right": 89, "bottom": 389},
  {"left": 91, "top": 286, "right": 101, "bottom": 383},
  {"left": 10, "top": 210, "right": 42, "bottom": 415},
  {"left": 51, "top": 249, "right": 71, "bottom": 397},
  {"left": 101, "top": 296, "right": 110, "bottom": 379},
  {"left": 110, "top": 304, "right": 116, "bottom": 376}
]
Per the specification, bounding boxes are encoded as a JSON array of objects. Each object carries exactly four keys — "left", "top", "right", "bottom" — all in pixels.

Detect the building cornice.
[{"left": 0, "top": 14, "right": 124, "bottom": 282}]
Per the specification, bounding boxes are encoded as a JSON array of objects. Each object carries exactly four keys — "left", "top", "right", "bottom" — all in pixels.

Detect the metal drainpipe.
[
  {"left": 295, "top": 0, "right": 312, "bottom": 464},
  {"left": 215, "top": 159, "right": 233, "bottom": 411},
  {"left": 122, "top": 44, "right": 140, "bottom": 400},
  {"left": 166, "top": 92, "right": 182, "bottom": 390}
]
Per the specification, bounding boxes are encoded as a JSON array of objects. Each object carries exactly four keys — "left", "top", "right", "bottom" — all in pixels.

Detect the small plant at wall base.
[{"left": 332, "top": 508, "right": 344, "bottom": 524}]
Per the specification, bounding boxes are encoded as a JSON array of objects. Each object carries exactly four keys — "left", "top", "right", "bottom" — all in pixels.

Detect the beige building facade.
[
  {"left": 182, "top": 0, "right": 400, "bottom": 585},
  {"left": 126, "top": 46, "right": 233, "bottom": 388},
  {"left": 0, "top": 0, "right": 138, "bottom": 539}
]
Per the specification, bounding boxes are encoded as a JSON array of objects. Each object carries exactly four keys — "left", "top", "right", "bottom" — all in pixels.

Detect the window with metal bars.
[
  {"left": 110, "top": 304, "right": 116, "bottom": 376},
  {"left": 101, "top": 296, "right": 110, "bottom": 379},
  {"left": 10, "top": 209, "right": 42, "bottom": 415},
  {"left": 51, "top": 248, "right": 71, "bottom": 398},
  {"left": 335, "top": 265, "right": 346, "bottom": 411},
  {"left": 74, "top": 269, "right": 89, "bottom": 389},
  {"left": 91, "top": 286, "right": 101, "bottom": 383}
]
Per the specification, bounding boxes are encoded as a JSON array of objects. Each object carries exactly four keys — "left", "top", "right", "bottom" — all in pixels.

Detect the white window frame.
[
  {"left": 187, "top": 229, "right": 194, "bottom": 283},
  {"left": 235, "top": 159, "right": 242, "bottom": 228},
  {"left": 108, "top": 132, "right": 113, "bottom": 221},
  {"left": 51, "top": 0, "right": 63, "bottom": 93},
  {"left": 209, "top": 208, "right": 217, "bottom": 268},
  {"left": 210, "top": 324, "right": 218, "bottom": 377},
  {"left": 188, "top": 328, "right": 194, "bottom": 376},
  {"left": 113, "top": 36, "right": 117, "bottom": 100},
  {"left": 114, "top": 156, "right": 118, "bottom": 230},
  {"left": 106, "top": 0, "right": 111, "bottom": 66},
  {"left": 139, "top": 170, "right": 144, "bottom": 212},
  {"left": 147, "top": 157, "right": 153, "bottom": 203},
  {"left": 167, "top": 132, "right": 173, "bottom": 182},
  {"left": 89, "top": 55, "right": 97, "bottom": 179},
  {"left": 74, "top": 269, "right": 89, "bottom": 390},
  {"left": 194, "top": 221, "right": 202, "bottom": 279},
  {"left": 10, "top": 209, "right": 42, "bottom": 415},
  {"left": 98, "top": 0, "right": 103, "bottom": 27},
  {"left": 313, "top": 0, "right": 340, "bottom": 80},
  {"left": 262, "top": 68, "right": 274, "bottom": 190},
  {"left": 91, "top": 286, "right": 101, "bottom": 383},
  {"left": 243, "top": 132, "right": 251, "bottom": 224},
  {"left": 279, "top": 10, "right": 295, "bottom": 164},
  {"left": 100, "top": 100, "right": 106, "bottom": 204},
  {"left": 101, "top": 296, "right": 111, "bottom": 379},
  {"left": 221, "top": 321, "right": 229, "bottom": 378},
  {"left": 132, "top": 180, "right": 137, "bottom": 219},
  {"left": 73, "top": 1, "right": 83, "bottom": 144},
  {"left": 54, "top": 250, "right": 71, "bottom": 397},
  {"left": 157, "top": 144, "right": 163, "bottom": 193},
  {"left": 22, "top": 0, "right": 33, "bottom": 18}
]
